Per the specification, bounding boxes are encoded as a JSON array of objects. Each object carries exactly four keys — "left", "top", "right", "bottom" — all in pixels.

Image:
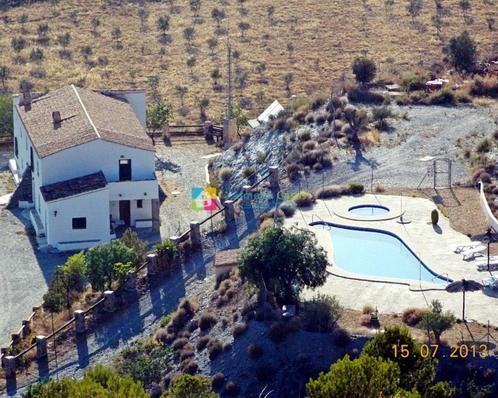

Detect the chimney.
[
  {"left": 22, "top": 90, "right": 32, "bottom": 112},
  {"left": 52, "top": 111, "right": 62, "bottom": 129}
]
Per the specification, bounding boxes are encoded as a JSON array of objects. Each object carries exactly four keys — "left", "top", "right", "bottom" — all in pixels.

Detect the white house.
[{"left": 10, "top": 85, "right": 159, "bottom": 252}]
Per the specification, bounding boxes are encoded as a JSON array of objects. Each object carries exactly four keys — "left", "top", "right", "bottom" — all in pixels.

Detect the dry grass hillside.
[{"left": 0, "top": 0, "right": 497, "bottom": 123}]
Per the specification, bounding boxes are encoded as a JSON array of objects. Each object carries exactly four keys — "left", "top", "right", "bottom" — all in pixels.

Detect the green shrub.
[
  {"left": 217, "top": 167, "right": 232, "bottom": 182},
  {"left": 332, "top": 327, "right": 351, "bottom": 346},
  {"left": 199, "top": 312, "right": 218, "bottom": 331},
  {"left": 196, "top": 335, "right": 210, "bottom": 351},
  {"left": 316, "top": 185, "right": 347, "bottom": 199},
  {"left": 211, "top": 372, "right": 225, "bottom": 389},
  {"left": 224, "top": 380, "right": 240, "bottom": 395},
  {"left": 242, "top": 166, "right": 256, "bottom": 179},
  {"left": 303, "top": 140, "right": 317, "bottom": 150},
  {"left": 470, "top": 76, "right": 498, "bottom": 98},
  {"left": 305, "top": 113, "right": 315, "bottom": 124},
  {"left": 292, "top": 191, "right": 315, "bottom": 207},
  {"left": 427, "top": 88, "right": 455, "bottom": 105},
  {"left": 476, "top": 138, "right": 492, "bottom": 153},
  {"left": 247, "top": 343, "right": 264, "bottom": 359},
  {"left": 349, "top": 183, "right": 364, "bottom": 194},
  {"left": 160, "top": 313, "right": 172, "bottom": 327},
  {"left": 231, "top": 322, "right": 247, "bottom": 339},
  {"left": 431, "top": 209, "right": 439, "bottom": 225},
  {"left": 166, "top": 374, "right": 217, "bottom": 398},
  {"left": 402, "top": 74, "right": 427, "bottom": 92},
  {"left": 207, "top": 339, "right": 223, "bottom": 359},
  {"left": 347, "top": 87, "right": 384, "bottom": 104},
  {"left": 267, "top": 322, "right": 292, "bottom": 343},
  {"left": 279, "top": 200, "right": 297, "bottom": 217},
  {"left": 315, "top": 113, "right": 327, "bottom": 125},
  {"left": 362, "top": 304, "right": 375, "bottom": 314},
  {"left": 286, "top": 162, "right": 301, "bottom": 181},
  {"left": 301, "top": 294, "right": 343, "bottom": 333},
  {"left": 402, "top": 307, "right": 428, "bottom": 326},
  {"left": 298, "top": 128, "right": 312, "bottom": 141}
]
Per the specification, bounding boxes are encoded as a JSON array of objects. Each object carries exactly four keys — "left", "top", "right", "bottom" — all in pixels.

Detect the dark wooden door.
[{"left": 119, "top": 200, "right": 131, "bottom": 227}]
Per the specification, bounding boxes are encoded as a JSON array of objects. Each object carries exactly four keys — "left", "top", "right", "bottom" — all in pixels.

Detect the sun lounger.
[
  {"left": 483, "top": 276, "right": 498, "bottom": 289},
  {"left": 477, "top": 262, "right": 498, "bottom": 272},
  {"left": 462, "top": 245, "right": 486, "bottom": 260},
  {"left": 475, "top": 256, "right": 498, "bottom": 266},
  {"left": 454, "top": 242, "right": 482, "bottom": 253}
]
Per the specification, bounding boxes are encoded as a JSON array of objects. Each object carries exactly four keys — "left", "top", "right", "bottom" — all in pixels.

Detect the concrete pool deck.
[{"left": 287, "top": 194, "right": 498, "bottom": 325}]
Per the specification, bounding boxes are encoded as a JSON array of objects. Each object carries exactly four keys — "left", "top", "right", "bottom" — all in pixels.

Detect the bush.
[
  {"left": 470, "top": 76, "right": 498, "bottom": 98},
  {"left": 332, "top": 327, "right": 351, "bottom": 346},
  {"left": 349, "top": 183, "right": 364, "bottom": 194},
  {"left": 181, "top": 360, "right": 198, "bottom": 375},
  {"left": 403, "top": 74, "right": 427, "bottom": 92},
  {"left": 431, "top": 209, "right": 439, "bottom": 225},
  {"left": 301, "top": 294, "right": 343, "bottom": 333},
  {"left": 297, "top": 128, "right": 312, "bottom": 141},
  {"left": 232, "top": 323, "right": 248, "bottom": 339},
  {"left": 179, "top": 349, "right": 195, "bottom": 362},
  {"left": 268, "top": 322, "right": 292, "bottom": 343},
  {"left": 196, "top": 335, "right": 210, "bottom": 351},
  {"left": 448, "top": 31, "right": 477, "bottom": 71},
  {"left": 160, "top": 314, "right": 172, "bottom": 328},
  {"left": 212, "top": 372, "right": 225, "bottom": 389},
  {"left": 316, "top": 185, "right": 347, "bottom": 199},
  {"left": 292, "top": 191, "right": 315, "bottom": 207},
  {"left": 171, "top": 309, "right": 189, "bottom": 331},
  {"left": 362, "top": 304, "right": 375, "bottom": 314},
  {"left": 218, "top": 167, "right": 232, "bottom": 182},
  {"left": 352, "top": 57, "right": 376, "bottom": 84},
  {"left": 302, "top": 140, "right": 317, "bottom": 151},
  {"left": 402, "top": 307, "right": 428, "bottom": 326},
  {"left": 279, "top": 200, "right": 297, "bottom": 217},
  {"left": 242, "top": 166, "right": 256, "bottom": 179},
  {"left": 172, "top": 338, "right": 189, "bottom": 350},
  {"left": 247, "top": 343, "right": 264, "bottom": 359},
  {"left": 286, "top": 162, "right": 301, "bottom": 181},
  {"left": 427, "top": 88, "right": 455, "bottom": 105},
  {"left": 476, "top": 138, "right": 492, "bottom": 153},
  {"left": 199, "top": 312, "right": 218, "bottom": 331},
  {"left": 207, "top": 339, "right": 223, "bottom": 359},
  {"left": 347, "top": 87, "right": 384, "bottom": 104},
  {"left": 224, "top": 380, "right": 240, "bottom": 395},
  {"left": 305, "top": 113, "right": 315, "bottom": 124}
]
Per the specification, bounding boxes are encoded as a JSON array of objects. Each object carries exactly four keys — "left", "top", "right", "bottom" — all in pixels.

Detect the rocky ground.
[{"left": 214, "top": 104, "right": 498, "bottom": 195}]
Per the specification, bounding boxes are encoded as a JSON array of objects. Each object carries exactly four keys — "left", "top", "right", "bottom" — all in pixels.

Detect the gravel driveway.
[
  {"left": 156, "top": 137, "right": 222, "bottom": 238},
  {"left": 0, "top": 210, "right": 67, "bottom": 347}
]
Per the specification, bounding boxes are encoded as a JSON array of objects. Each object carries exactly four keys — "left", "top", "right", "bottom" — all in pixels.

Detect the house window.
[
  {"left": 30, "top": 147, "right": 34, "bottom": 172},
  {"left": 14, "top": 138, "right": 18, "bottom": 157},
  {"left": 137, "top": 199, "right": 143, "bottom": 208},
  {"left": 119, "top": 159, "right": 132, "bottom": 181},
  {"left": 72, "top": 217, "right": 87, "bottom": 229}
]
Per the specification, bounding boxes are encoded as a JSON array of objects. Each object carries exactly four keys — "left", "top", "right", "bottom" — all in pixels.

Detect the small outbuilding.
[{"left": 213, "top": 248, "right": 241, "bottom": 277}]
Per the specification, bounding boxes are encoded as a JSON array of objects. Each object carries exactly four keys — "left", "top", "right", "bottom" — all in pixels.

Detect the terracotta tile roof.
[
  {"left": 16, "top": 85, "right": 153, "bottom": 158},
  {"left": 40, "top": 171, "right": 107, "bottom": 202}
]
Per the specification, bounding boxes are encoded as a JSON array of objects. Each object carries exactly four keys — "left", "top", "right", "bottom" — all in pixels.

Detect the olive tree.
[
  {"left": 447, "top": 31, "right": 477, "bottom": 71},
  {"left": 238, "top": 225, "right": 328, "bottom": 303},
  {"left": 420, "top": 300, "right": 456, "bottom": 345},
  {"left": 352, "top": 57, "right": 376, "bottom": 85}
]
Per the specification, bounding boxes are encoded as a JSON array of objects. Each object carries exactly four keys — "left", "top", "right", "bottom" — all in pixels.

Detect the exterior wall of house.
[
  {"left": 40, "top": 140, "right": 155, "bottom": 186},
  {"left": 45, "top": 188, "right": 111, "bottom": 251},
  {"left": 110, "top": 199, "right": 153, "bottom": 227},
  {"left": 12, "top": 97, "right": 33, "bottom": 176}
]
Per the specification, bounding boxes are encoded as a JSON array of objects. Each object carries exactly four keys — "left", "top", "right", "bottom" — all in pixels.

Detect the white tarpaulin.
[{"left": 248, "top": 100, "right": 285, "bottom": 128}]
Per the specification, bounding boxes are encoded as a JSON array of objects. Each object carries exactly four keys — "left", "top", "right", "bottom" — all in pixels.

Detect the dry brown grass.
[{"left": 0, "top": 1, "right": 496, "bottom": 123}]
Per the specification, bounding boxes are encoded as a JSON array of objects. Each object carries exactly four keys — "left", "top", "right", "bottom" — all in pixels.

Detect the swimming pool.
[
  {"left": 313, "top": 223, "right": 450, "bottom": 284},
  {"left": 348, "top": 204, "right": 390, "bottom": 216}
]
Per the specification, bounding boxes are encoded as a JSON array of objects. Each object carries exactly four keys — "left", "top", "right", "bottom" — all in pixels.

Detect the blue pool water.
[
  {"left": 313, "top": 223, "right": 449, "bottom": 284},
  {"left": 349, "top": 204, "right": 389, "bottom": 216}
]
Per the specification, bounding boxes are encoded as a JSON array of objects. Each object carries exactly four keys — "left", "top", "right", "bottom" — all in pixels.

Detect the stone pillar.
[
  {"left": 223, "top": 118, "right": 237, "bottom": 149},
  {"left": 146, "top": 253, "right": 158, "bottom": 275},
  {"left": 190, "top": 221, "right": 201, "bottom": 247},
  {"left": 74, "top": 310, "right": 86, "bottom": 334},
  {"left": 4, "top": 356, "right": 16, "bottom": 378},
  {"left": 21, "top": 320, "right": 31, "bottom": 339},
  {"left": 103, "top": 291, "right": 116, "bottom": 313},
  {"left": 125, "top": 272, "right": 137, "bottom": 291},
  {"left": 11, "top": 333, "right": 20, "bottom": 347},
  {"left": 203, "top": 121, "right": 213, "bottom": 138},
  {"left": 224, "top": 200, "right": 235, "bottom": 223},
  {"left": 36, "top": 336, "right": 47, "bottom": 359},
  {"left": 269, "top": 166, "right": 280, "bottom": 191},
  {"left": 1, "top": 348, "right": 7, "bottom": 367}
]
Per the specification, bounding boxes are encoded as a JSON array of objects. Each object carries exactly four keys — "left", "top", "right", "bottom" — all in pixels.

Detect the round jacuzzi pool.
[{"left": 348, "top": 204, "right": 390, "bottom": 217}]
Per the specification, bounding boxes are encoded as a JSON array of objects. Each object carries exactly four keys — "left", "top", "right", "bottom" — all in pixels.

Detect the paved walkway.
[
  {"left": 0, "top": 210, "right": 67, "bottom": 347},
  {"left": 291, "top": 194, "right": 498, "bottom": 325}
]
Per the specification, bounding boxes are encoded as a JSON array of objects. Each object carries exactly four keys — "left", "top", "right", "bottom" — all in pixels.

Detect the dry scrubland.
[{"left": 0, "top": 0, "right": 497, "bottom": 122}]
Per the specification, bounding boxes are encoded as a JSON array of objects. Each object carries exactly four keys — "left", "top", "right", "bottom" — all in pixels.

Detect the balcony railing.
[{"left": 108, "top": 179, "right": 158, "bottom": 201}]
